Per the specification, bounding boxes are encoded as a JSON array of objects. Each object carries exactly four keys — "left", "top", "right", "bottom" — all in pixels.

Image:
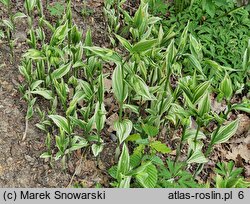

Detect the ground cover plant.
[
  {"left": 0, "top": 0, "right": 249, "bottom": 188},
  {"left": 148, "top": 0, "right": 250, "bottom": 92}
]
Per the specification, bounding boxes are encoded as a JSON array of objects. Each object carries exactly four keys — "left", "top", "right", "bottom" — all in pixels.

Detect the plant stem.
[
  {"left": 216, "top": 5, "right": 244, "bottom": 20},
  {"left": 174, "top": 124, "right": 187, "bottom": 165},
  {"left": 193, "top": 122, "right": 201, "bottom": 150},
  {"left": 193, "top": 102, "right": 232, "bottom": 177},
  {"left": 118, "top": 56, "right": 130, "bottom": 121},
  {"left": 119, "top": 62, "right": 124, "bottom": 121}
]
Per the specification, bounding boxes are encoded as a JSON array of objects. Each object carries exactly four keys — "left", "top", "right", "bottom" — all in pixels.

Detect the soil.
[{"left": 0, "top": 0, "right": 249, "bottom": 188}]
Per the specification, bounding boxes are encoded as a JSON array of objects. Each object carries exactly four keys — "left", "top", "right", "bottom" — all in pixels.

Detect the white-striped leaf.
[
  {"left": 49, "top": 115, "right": 70, "bottom": 134},
  {"left": 83, "top": 46, "right": 122, "bottom": 64},
  {"left": 183, "top": 128, "right": 206, "bottom": 141},
  {"left": 112, "top": 64, "right": 128, "bottom": 103},
  {"left": 132, "top": 75, "right": 155, "bottom": 100},
  {"left": 186, "top": 54, "right": 205, "bottom": 77},
  {"left": 117, "top": 144, "right": 130, "bottom": 180},
  {"left": 94, "top": 102, "right": 106, "bottom": 133},
  {"left": 31, "top": 90, "right": 53, "bottom": 100},
  {"left": 50, "top": 21, "right": 68, "bottom": 45},
  {"left": 187, "top": 150, "right": 208, "bottom": 164},
  {"left": 91, "top": 143, "right": 104, "bottom": 157},
  {"left": 132, "top": 39, "right": 157, "bottom": 53},
  {"left": 211, "top": 120, "right": 239, "bottom": 145},
  {"left": 115, "top": 34, "right": 132, "bottom": 52},
  {"left": 193, "top": 81, "right": 210, "bottom": 104},
  {"left": 114, "top": 119, "right": 133, "bottom": 144},
  {"left": 51, "top": 62, "right": 71, "bottom": 80}
]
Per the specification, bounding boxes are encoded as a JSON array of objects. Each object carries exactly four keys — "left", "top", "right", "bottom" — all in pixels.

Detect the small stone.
[
  {"left": 110, "top": 133, "right": 117, "bottom": 142},
  {"left": 24, "top": 155, "right": 35, "bottom": 163}
]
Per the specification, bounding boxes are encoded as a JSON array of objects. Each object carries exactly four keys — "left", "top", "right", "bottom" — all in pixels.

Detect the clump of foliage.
[
  {"left": 214, "top": 161, "right": 250, "bottom": 188},
  {"left": 47, "top": 1, "right": 65, "bottom": 17},
  {"left": 0, "top": 0, "right": 26, "bottom": 60},
  {"left": 14, "top": 0, "right": 250, "bottom": 188},
  {"left": 148, "top": 0, "right": 250, "bottom": 92}
]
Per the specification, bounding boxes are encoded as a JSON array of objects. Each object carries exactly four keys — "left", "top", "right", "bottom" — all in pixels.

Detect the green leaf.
[
  {"left": 193, "top": 81, "right": 210, "bottom": 104},
  {"left": 133, "top": 4, "right": 144, "bottom": 28},
  {"left": 66, "top": 91, "right": 85, "bottom": 116},
  {"left": 83, "top": 46, "right": 122, "bottom": 64},
  {"left": 26, "top": 98, "right": 36, "bottom": 119},
  {"left": 51, "top": 62, "right": 71, "bottom": 80},
  {"left": 211, "top": 120, "right": 239, "bottom": 145},
  {"left": 97, "top": 74, "right": 104, "bottom": 103},
  {"left": 126, "top": 161, "right": 151, "bottom": 176},
  {"left": 85, "top": 28, "right": 92, "bottom": 46},
  {"left": 50, "top": 21, "right": 68, "bottom": 45},
  {"left": 119, "top": 176, "right": 131, "bottom": 188},
  {"left": 49, "top": 115, "right": 70, "bottom": 134},
  {"left": 69, "top": 136, "right": 88, "bottom": 151},
  {"left": 0, "top": 0, "right": 10, "bottom": 6},
  {"left": 219, "top": 73, "right": 233, "bottom": 101},
  {"left": 131, "top": 75, "right": 155, "bottom": 100},
  {"left": 0, "top": 30, "right": 4, "bottom": 38},
  {"left": 202, "top": 0, "right": 216, "bottom": 18},
  {"left": 132, "top": 39, "right": 157, "bottom": 53},
  {"left": 232, "top": 103, "right": 250, "bottom": 113},
  {"left": 178, "top": 22, "right": 189, "bottom": 53},
  {"left": 123, "top": 104, "right": 139, "bottom": 114},
  {"left": 30, "top": 80, "right": 43, "bottom": 91},
  {"left": 69, "top": 116, "right": 86, "bottom": 130},
  {"left": 198, "top": 92, "right": 211, "bottom": 116},
  {"left": 150, "top": 141, "right": 171, "bottom": 154},
  {"left": 30, "top": 90, "right": 53, "bottom": 100},
  {"left": 112, "top": 64, "right": 128, "bottom": 103},
  {"left": 114, "top": 119, "right": 133, "bottom": 144},
  {"left": 189, "top": 34, "right": 202, "bottom": 59},
  {"left": 108, "top": 165, "right": 118, "bottom": 179},
  {"left": 187, "top": 150, "right": 208, "bottom": 164},
  {"left": 23, "top": 49, "right": 45, "bottom": 60},
  {"left": 2, "top": 19, "right": 13, "bottom": 30},
  {"left": 117, "top": 144, "right": 130, "bottom": 179},
  {"left": 125, "top": 134, "right": 141, "bottom": 142},
  {"left": 130, "top": 151, "right": 143, "bottom": 168},
  {"left": 91, "top": 143, "right": 104, "bottom": 157},
  {"left": 136, "top": 163, "right": 158, "bottom": 188},
  {"left": 40, "top": 152, "right": 51, "bottom": 159},
  {"left": 115, "top": 34, "right": 132, "bottom": 52},
  {"left": 13, "top": 12, "right": 27, "bottom": 19},
  {"left": 185, "top": 54, "right": 205, "bottom": 77},
  {"left": 183, "top": 129, "right": 206, "bottom": 141},
  {"left": 48, "top": 2, "right": 64, "bottom": 17},
  {"left": 94, "top": 102, "right": 106, "bottom": 133},
  {"left": 215, "top": 174, "right": 225, "bottom": 188},
  {"left": 142, "top": 124, "right": 159, "bottom": 137},
  {"left": 78, "top": 80, "right": 93, "bottom": 101},
  {"left": 25, "top": 0, "right": 36, "bottom": 12},
  {"left": 148, "top": 16, "right": 161, "bottom": 24}
]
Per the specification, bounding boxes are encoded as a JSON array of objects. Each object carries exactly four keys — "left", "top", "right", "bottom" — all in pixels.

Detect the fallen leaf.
[
  {"left": 210, "top": 94, "right": 227, "bottom": 113},
  {"left": 226, "top": 144, "right": 250, "bottom": 163},
  {"left": 104, "top": 78, "right": 112, "bottom": 92},
  {"left": 235, "top": 114, "right": 250, "bottom": 136},
  {"left": 106, "top": 113, "right": 119, "bottom": 132}
]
